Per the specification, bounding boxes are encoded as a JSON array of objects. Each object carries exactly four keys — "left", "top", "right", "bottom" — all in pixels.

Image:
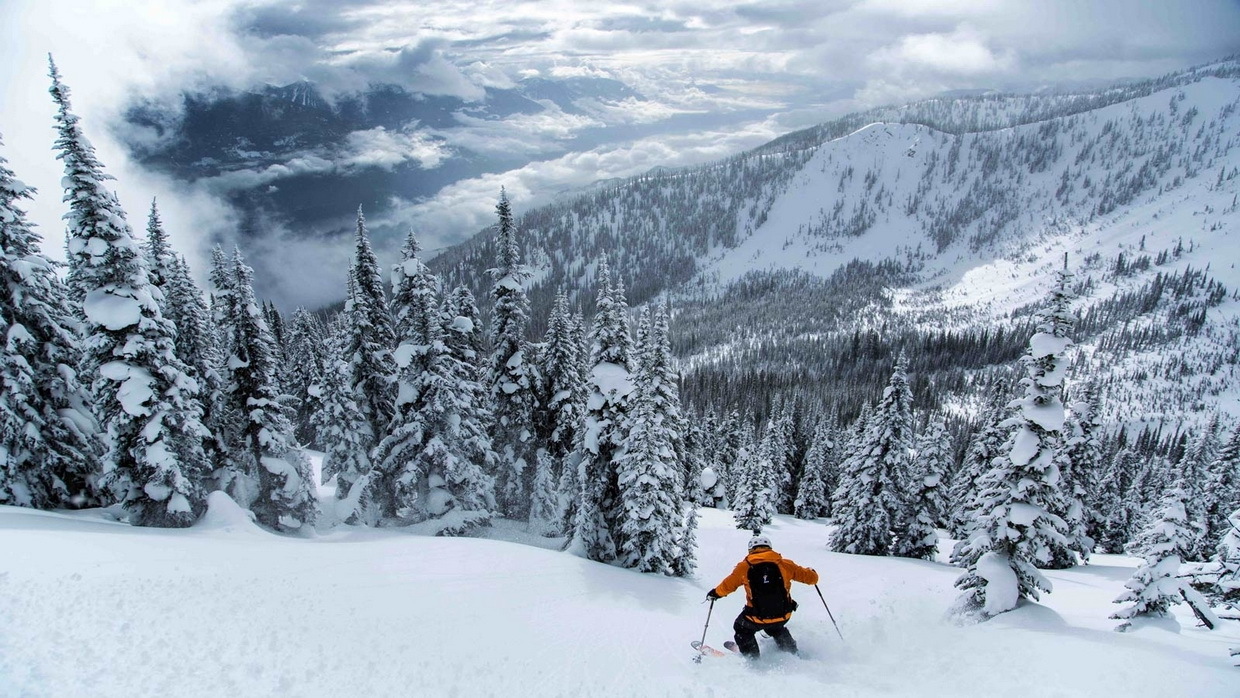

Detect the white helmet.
[{"left": 747, "top": 535, "right": 772, "bottom": 550}]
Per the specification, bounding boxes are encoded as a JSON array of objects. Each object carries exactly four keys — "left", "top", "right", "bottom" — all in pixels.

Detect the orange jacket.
[{"left": 712, "top": 547, "right": 819, "bottom": 624}]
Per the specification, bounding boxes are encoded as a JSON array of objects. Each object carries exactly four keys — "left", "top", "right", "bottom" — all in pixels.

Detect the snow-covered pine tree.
[
  {"left": 649, "top": 302, "right": 694, "bottom": 574},
  {"left": 953, "top": 265, "right": 1073, "bottom": 616},
  {"left": 487, "top": 189, "right": 537, "bottom": 520},
  {"left": 830, "top": 354, "right": 914, "bottom": 556},
  {"left": 1174, "top": 423, "right": 1220, "bottom": 561},
  {"left": 567, "top": 257, "right": 634, "bottom": 562},
  {"left": 536, "top": 290, "right": 585, "bottom": 464},
  {"left": 313, "top": 314, "right": 374, "bottom": 525},
  {"left": 894, "top": 418, "right": 951, "bottom": 561},
  {"left": 716, "top": 410, "right": 745, "bottom": 504},
  {"left": 616, "top": 308, "right": 682, "bottom": 574},
  {"left": 913, "top": 419, "right": 952, "bottom": 527},
  {"left": 1202, "top": 424, "right": 1240, "bottom": 550},
  {"left": 146, "top": 201, "right": 228, "bottom": 482},
  {"left": 371, "top": 231, "right": 441, "bottom": 522},
  {"left": 346, "top": 207, "right": 397, "bottom": 447},
  {"left": 438, "top": 282, "right": 498, "bottom": 522},
  {"left": 166, "top": 255, "right": 233, "bottom": 486},
  {"left": 142, "top": 200, "right": 175, "bottom": 298},
  {"left": 284, "top": 308, "right": 326, "bottom": 448},
  {"left": 1093, "top": 448, "right": 1140, "bottom": 553},
  {"left": 442, "top": 285, "right": 484, "bottom": 382},
  {"left": 1052, "top": 382, "right": 1103, "bottom": 565},
  {"left": 764, "top": 405, "right": 797, "bottom": 514},
  {"left": 692, "top": 410, "right": 720, "bottom": 506},
  {"left": 673, "top": 501, "right": 699, "bottom": 578},
  {"left": 683, "top": 419, "right": 710, "bottom": 506},
  {"left": 554, "top": 308, "right": 590, "bottom": 535},
  {"left": 1197, "top": 507, "right": 1240, "bottom": 612},
  {"left": 262, "top": 301, "right": 293, "bottom": 399},
  {"left": 50, "top": 59, "right": 210, "bottom": 527},
  {"left": 616, "top": 302, "right": 692, "bottom": 575},
  {"left": 794, "top": 419, "right": 834, "bottom": 519},
  {"left": 528, "top": 450, "right": 560, "bottom": 536},
  {"left": 372, "top": 231, "right": 496, "bottom": 530},
  {"left": 948, "top": 382, "right": 1011, "bottom": 539},
  {"left": 1111, "top": 484, "right": 1218, "bottom": 631},
  {"left": 0, "top": 137, "right": 101, "bottom": 509},
  {"left": 216, "top": 249, "right": 316, "bottom": 532},
  {"left": 732, "top": 439, "right": 775, "bottom": 533},
  {"left": 208, "top": 246, "right": 236, "bottom": 362}
]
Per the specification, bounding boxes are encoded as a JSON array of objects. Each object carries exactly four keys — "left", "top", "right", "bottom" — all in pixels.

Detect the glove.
[{"left": 706, "top": 589, "right": 721, "bottom": 601}]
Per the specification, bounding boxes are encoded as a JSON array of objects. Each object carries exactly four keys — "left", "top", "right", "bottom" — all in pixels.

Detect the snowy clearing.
[{"left": 1, "top": 505, "right": 1236, "bottom": 697}]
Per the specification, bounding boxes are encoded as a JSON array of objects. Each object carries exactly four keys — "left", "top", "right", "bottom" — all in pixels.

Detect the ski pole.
[
  {"left": 815, "top": 584, "right": 845, "bottom": 642},
  {"left": 694, "top": 598, "right": 715, "bottom": 663}
]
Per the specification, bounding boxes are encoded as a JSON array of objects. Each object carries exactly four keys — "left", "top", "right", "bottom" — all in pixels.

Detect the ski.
[{"left": 691, "top": 640, "right": 739, "bottom": 658}]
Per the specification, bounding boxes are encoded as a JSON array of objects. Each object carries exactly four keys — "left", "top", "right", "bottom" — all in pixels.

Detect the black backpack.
[{"left": 746, "top": 561, "right": 796, "bottom": 619}]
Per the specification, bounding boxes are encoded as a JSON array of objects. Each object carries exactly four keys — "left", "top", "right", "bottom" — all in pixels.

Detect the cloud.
[
  {"left": 341, "top": 127, "right": 447, "bottom": 170},
  {"left": 373, "top": 115, "right": 786, "bottom": 255},
  {"left": 869, "top": 28, "right": 1013, "bottom": 77}
]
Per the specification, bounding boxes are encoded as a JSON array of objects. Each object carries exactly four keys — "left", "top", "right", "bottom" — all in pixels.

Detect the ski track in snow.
[{"left": 1, "top": 504, "right": 1237, "bottom": 697}]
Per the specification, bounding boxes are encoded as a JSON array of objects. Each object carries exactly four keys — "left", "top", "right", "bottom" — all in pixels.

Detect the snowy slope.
[
  {"left": 704, "top": 77, "right": 1240, "bottom": 296},
  {"left": 687, "top": 75, "right": 1240, "bottom": 425},
  {"left": 2, "top": 501, "right": 1236, "bottom": 697}
]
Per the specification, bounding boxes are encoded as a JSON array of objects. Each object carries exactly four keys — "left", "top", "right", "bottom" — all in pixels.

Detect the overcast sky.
[{"left": 2, "top": 0, "right": 1238, "bottom": 308}]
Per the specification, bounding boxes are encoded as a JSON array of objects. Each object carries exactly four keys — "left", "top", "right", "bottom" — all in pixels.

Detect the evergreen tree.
[
  {"left": 488, "top": 189, "right": 537, "bottom": 519},
  {"left": 913, "top": 419, "right": 952, "bottom": 526},
  {"left": 215, "top": 250, "right": 316, "bottom": 532},
  {"left": 794, "top": 420, "right": 834, "bottom": 519},
  {"left": 1202, "top": 424, "right": 1240, "bottom": 550},
  {"left": 1094, "top": 448, "right": 1140, "bottom": 553},
  {"left": 895, "top": 419, "right": 951, "bottom": 561},
  {"left": 567, "top": 258, "right": 634, "bottom": 562},
  {"left": 765, "top": 407, "right": 797, "bottom": 514},
  {"left": 50, "top": 59, "right": 209, "bottom": 527},
  {"left": 1192, "top": 507, "right": 1240, "bottom": 612},
  {"left": 285, "top": 308, "right": 327, "bottom": 448},
  {"left": 1053, "top": 383, "right": 1102, "bottom": 565},
  {"left": 1174, "top": 424, "right": 1219, "bottom": 561},
  {"left": 672, "top": 499, "right": 699, "bottom": 578},
  {"left": 528, "top": 450, "right": 560, "bottom": 536},
  {"left": 535, "top": 290, "right": 585, "bottom": 463},
  {"left": 1111, "top": 485, "right": 1218, "bottom": 630},
  {"left": 716, "top": 410, "right": 745, "bottom": 504},
  {"left": 830, "top": 355, "right": 914, "bottom": 556},
  {"left": 442, "top": 285, "right": 484, "bottom": 382},
  {"left": 166, "top": 255, "right": 232, "bottom": 486},
  {"left": 617, "top": 303, "right": 688, "bottom": 575},
  {"left": 372, "top": 232, "right": 496, "bottom": 529},
  {"left": 142, "top": 200, "right": 175, "bottom": 298},
  {"left": 949, "top": 383, "right": 1011, "bottom": 538},
  {"left": 346, "top": 207, "right": 397, "bottom": 446},
  {"left": 732, "top": 438, "right": 775, "bottom": 533},
  {"left": 0, "top": 137, "right": 100, "bottom": 509},
  {"left": 313, "top": 314, "right": 374, "bottom": 524},
  {"left": 262, "top": 300, "right": 293, "bottom": 398},
  {"left": 953, "top": 266, "right": 1073, "bottom": 616}
]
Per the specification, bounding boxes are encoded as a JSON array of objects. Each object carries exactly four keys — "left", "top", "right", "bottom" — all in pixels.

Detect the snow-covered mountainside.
[
  {"left": 434, "top": 60, "right": 1240, "bottom": 429},
  {"left": 2, "top": 497, "right": 1235, "bottom": 697}
]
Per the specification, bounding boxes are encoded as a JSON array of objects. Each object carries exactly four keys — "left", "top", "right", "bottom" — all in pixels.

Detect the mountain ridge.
[{"left": 428, "top": 59, "right": 1240, "bottom": 430}]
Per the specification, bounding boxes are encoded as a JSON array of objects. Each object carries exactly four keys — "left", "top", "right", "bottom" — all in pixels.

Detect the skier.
[{"left": 706, "top": 535, "right": 819, "bottom": 658}]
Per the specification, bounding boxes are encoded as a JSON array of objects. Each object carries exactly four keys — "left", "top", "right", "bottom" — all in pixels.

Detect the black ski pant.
[{"left": 733, "top": 614, "right": 797, "bottom": 658}]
